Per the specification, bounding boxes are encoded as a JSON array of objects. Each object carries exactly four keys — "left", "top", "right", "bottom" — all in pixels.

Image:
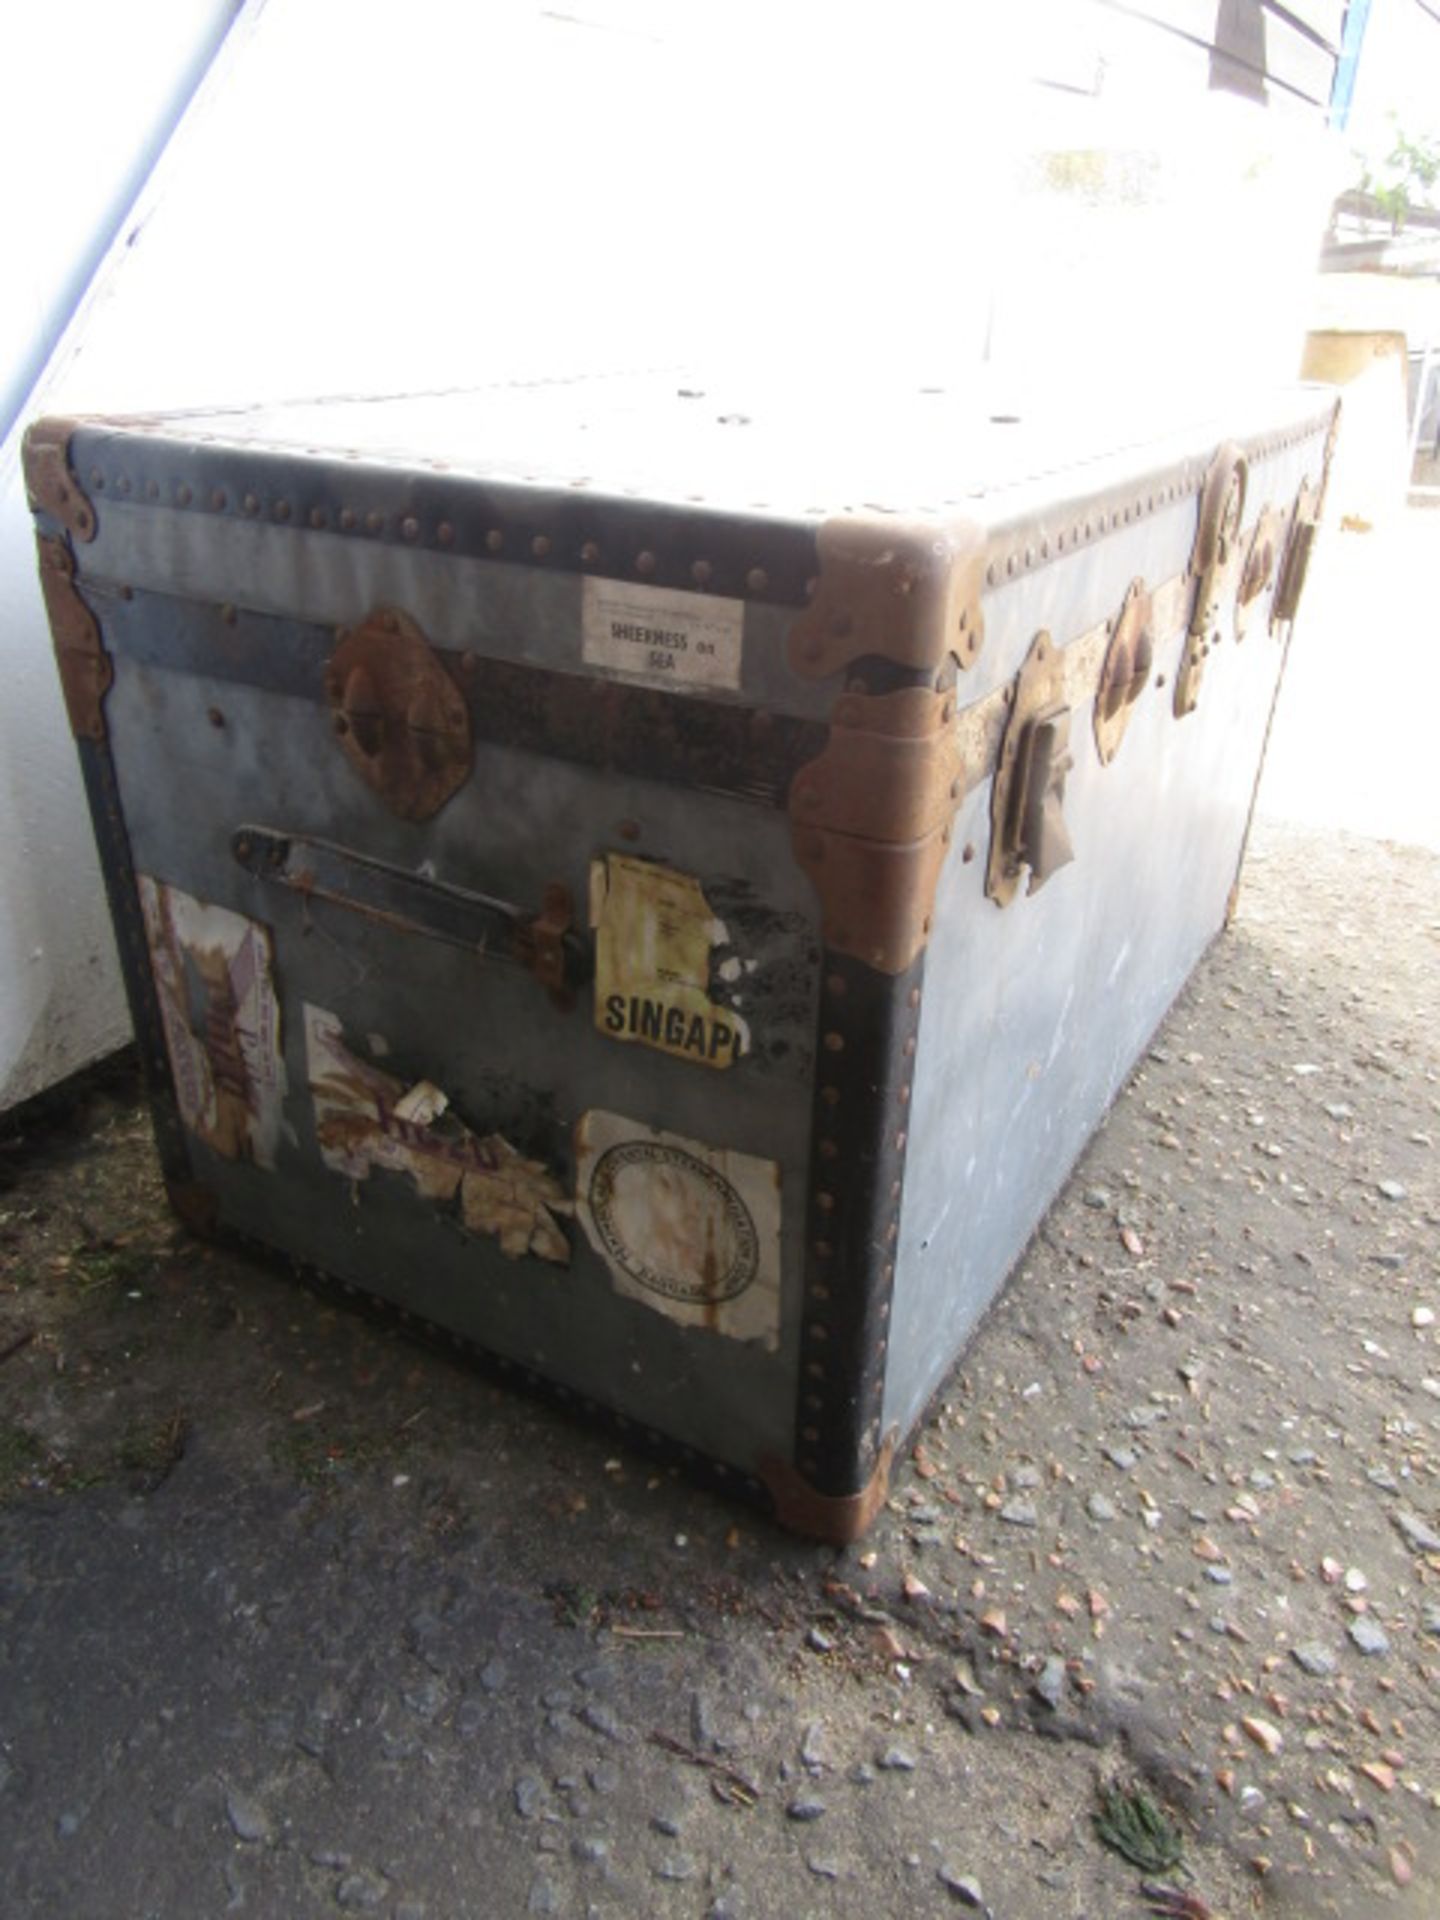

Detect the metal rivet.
[
  {"left": 823, "top": 1031, "right": 844, "bottom": 1053},
  {"left": 815, "top": 1192, "right": 835, "bottom": 1213},
  {"left": 746, "top": 566, "right": 768, "bottom": 594},
  {"left": 882, "top": 1262, "right": 894, "bottom": 1282},
  {"left": 819, "top": 1139, "right": 839, "bottom": 1160},
  {"left": 437, "top": 521, "right": 455, "bottom": 546},
  {"left": 808, "top": 1324, "right": 828, "bottom": 1342},
  {"left": 804, "top": 1394, "right": 822, "bottom": 1411},
  {"left": 274, "top": 500, "right": 292, "bottom": 522},
  {"left": 339, "top": 508, "right": 356, "bottom": 531},
  {"left": 580, "top": 540, "right": 600, "bottom": 564},
  {"left": 825, "top": 973, "right": 846, "bottom": 997},
  {"left": 309, "top": 507, "right": 328, "bottom": 530},
  {"left": 145, "top": 481, "right": 160, "bottom": 501},
  {"left": 802, "top": 1426, "right": 819, "bottom": 1443},
  {"left": 207, "top": 707, "right": 225, "bottom": 728},
  {"left": 907, "top": 988, "right": 921, "bottom": 1008},
  {"left": 401, "top": 516, "right": 419, "bottom": 540},
  {"left": 531, "top": 534, "right": 551, "bottom": 558},
  {"left": 116, "top": 475, "right": 131, "bottom": 496},
  {"left": 902, "top": 1037, "right": 916, "bottom": 1057},
  {"left": 1005, "top": 554, "right": 1015, "bottom": 577},
  {"left": 364, "top": 510, "right": 383, "bottom": 534},
  {"left": 210, "top": 489, "right": 227, "bottom": 512},
  {"left": 486, "top": 529, "right": 505, "bottom": 553},
  {"left": 176, "top": 484, "right": 192, "bottom": 506},
  {"left": 810, "top": 1284, "right": 830, "bottom": 1303},
  {"left": 813, "top": 1240, "right": 833, "bottom": 1259},
  {"left": 894, "top": 1132, "right": 907, "bottom": 1152},
  {"left": 962, "top": 842, "right": 976, "bottom": 863},
  {"left": 821, "top": 1086, "right": 840, "bottom": 1107},
  {"left": 691, "top": 559, "right": 712, "bottom": 586},
  {"left": 635, "top": 549, "right": 657, "bottom": 576},
  {"left": 899, "top": 1083, "right": 911, "bottom": 1104}
]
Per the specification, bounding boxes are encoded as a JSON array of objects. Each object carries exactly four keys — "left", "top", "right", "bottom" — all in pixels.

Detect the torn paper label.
[
  {"left": 591, "top": 854, "right": 750, "bottom": 1069},
  {"left": 575, "top": 1110, "right": 780, "bottom": 1348},
  {"left": 305, "top": 1005, "right": 569, "bottom": 1263},
  {"left": 138, "top": 876, "right": 285, "bottom": 1167},
  {"left": 581, "top": 576, "right": 744, "bottom": 691}
]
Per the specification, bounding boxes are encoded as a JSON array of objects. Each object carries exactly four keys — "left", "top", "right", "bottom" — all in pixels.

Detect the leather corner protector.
[
  {"left": 760, "top": 1432, "right": 897, "bottom": 1543},
  {"left": 36, "top": 533, "right": 112, "bottom": 741},
  {"left": 23, "top": 416, "right": 96, "bottom": 543},
  {"left": 790, "top": 686, "right": 965, "bottom": 974},
  {"left": 166, "top": 1179, "right": 219, "bottom": 1238},
  {"left": 788, "top": 515, "right": 985, "bottom": 681}
]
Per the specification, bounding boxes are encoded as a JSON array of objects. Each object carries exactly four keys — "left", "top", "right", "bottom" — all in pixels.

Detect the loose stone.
[
  {"left": 1087, "top": 1493, "right": 1117, "bottom": 1522},
  {"left": 1291, "top": 1643, "right": 1337, "bottom": 1677},
  {"left": 1349, "top": 1618, "right": 1391, "bottom": 1657},
  {"left": 877, "top": 1745, "right": 918, "bottom": 1771}
]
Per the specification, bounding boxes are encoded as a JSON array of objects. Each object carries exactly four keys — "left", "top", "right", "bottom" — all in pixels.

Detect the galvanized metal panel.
[{"left": 883, "top": 430, "right": 1320, "bottom": 1439}]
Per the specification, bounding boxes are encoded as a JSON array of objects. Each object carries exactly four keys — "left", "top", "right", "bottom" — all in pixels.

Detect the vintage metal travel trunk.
[{"left": 25, "top": 379, "right": 1335, "bottom": 1539}]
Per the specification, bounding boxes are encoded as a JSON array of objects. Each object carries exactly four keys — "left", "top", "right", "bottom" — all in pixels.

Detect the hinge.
[
  {"left": 35, "top": 533, "right": 112, "bottom": 741},
  {"left": 986, "top": 631, "right": 1075, "bottom": 908},
  {"left": 1235, "top": 503, "right": 1285, "bottom": 640},
  {"left": 790, "top": 686, "right": 966, "bottom": 973},
  {"left": 788, "top": 514, "right": 986, "bottom": 680},
  {"left": 22, "top": 416, "right": 96, "bottom": 542},
  {"left": 1271, "top": 479, "right": 1320, "bottom": 627},
  {"left": 1175, "top": 442, "right": 1248, "bottom": 719}
]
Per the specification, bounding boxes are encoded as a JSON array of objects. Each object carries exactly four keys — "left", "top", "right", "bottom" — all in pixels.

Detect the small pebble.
[
  {"left": 786, "top": 1797, "right": 826, "bottom": 1822},
  {"left": 938, "top": 1865, "right": 986, "bottom": 1908},
  {"left": 1349, "top": 1618, "right": 1391, "bottom": 1657},
  {"left": 1291, "top": 1643, "right": 1337, "bottom": 1678},
  {"left": 1105, "top": 1447, "right": 1138, "bottom": 1472},
  {"left": 1087, "top": 1493, "right": 1117, "bottom": 1522},
  {"left": 999, "top": 1500, "right": 1037, "bottom": 1528},
  {"left": 877, "top": 1745, "right": 917, "bottom": 1772}
]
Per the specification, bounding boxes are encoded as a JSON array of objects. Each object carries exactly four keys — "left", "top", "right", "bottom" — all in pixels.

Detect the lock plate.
[
  {"left": 987, "top": 631, "right": 1075, "bottom": 909},
  {"left": 325, "top": 607, "right": 473, "bottom": 820}
]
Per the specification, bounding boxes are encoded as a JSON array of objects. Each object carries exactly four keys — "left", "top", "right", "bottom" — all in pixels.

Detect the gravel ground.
[{"left": 1, "top": 812, "right": 1435, "bottom": 1920}]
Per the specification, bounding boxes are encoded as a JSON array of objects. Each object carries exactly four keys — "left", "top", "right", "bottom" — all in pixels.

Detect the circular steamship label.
[{"left": 587, "top": 1141, "right": 759, "bottom": 1305}]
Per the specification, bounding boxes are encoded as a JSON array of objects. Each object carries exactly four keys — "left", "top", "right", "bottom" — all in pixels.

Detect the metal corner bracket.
[
  {"left": 22, "top": 416, "right": 96, "bottom": 542},
  {"left": 760, "top": 1431, "right": 897, "bottom": 1544},
  {"left": 35, "top": 532, "right": 113, "bottom": 741},
  {"left": 789, "top": 686, "right": 966, "bottom": 973},
  {"left": 787, "top": 514, "right": 986, "bottom": 681}
]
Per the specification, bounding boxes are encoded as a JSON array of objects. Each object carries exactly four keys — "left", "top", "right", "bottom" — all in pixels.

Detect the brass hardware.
[
  {"left": 325, "top": 607, "right": 473, "bottom": 821},
  {"left": 987, "top": 632, "right": 1074, "bottom": 908},
  {"left": 759, "top": 1431, "right": 896, "bottom": 1544},
  {"left": 514, "top": 883, "right": 579, "bottom": 1008},
  {"left": 1235, "top": 504, "right": 1284, "bottom": 640},
  {"left": 788, "top": 514, "right": 986, "bottom": 680},
  {"left": 1271, "top": 478, "right": 1320, "bottom": 627},
  {"left": 1175, "top": 442, "right": 1247, "bottom": 718},
  {"left": 166, "top": 1180, "right": 219, "bottom": 1238},
  {"left": 790, "top": 687, "right": 966, "bottom": 974},
  {"left": 35, "top": 533, "right": 112, "bottom": 740},
  {"left": 1092, "top": 579, "right": 1154, "bottom": 767},
  {"left": 21, "top": 417, "right": 96, "bottom": 542}
]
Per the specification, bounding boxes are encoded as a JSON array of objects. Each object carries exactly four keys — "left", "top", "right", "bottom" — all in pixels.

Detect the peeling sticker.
[
  {"left": 304, "top": 1006, "right": 569, "bottom": 1263},
  {"left": 581, "top": 576, "right": 743, "bottom": 691},
  {"left": 574, "top": 1110, "right": 780, "bottom": 1348},
  {"left": 138, "top": 876, "right": 285, "bottom": 1166},
  {"left": 591, "top": 854, "right": 750, "bottom": 1069}
]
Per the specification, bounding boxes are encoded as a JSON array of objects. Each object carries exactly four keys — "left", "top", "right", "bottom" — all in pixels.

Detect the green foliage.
[
  {"left": 1093, "top": 1779, "right": 1185, "bottom": 1875},
  {"left": 1357, "top": 116, "right": 1440, "bottom": 232}
]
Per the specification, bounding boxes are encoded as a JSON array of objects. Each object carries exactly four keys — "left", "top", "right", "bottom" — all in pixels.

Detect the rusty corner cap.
[
  {"left": 22, "top": 416, "right": 96, "bottom": 542},
  {"left": 36, "top": 531, "right": 112, "bottom": 742},
  {"left": 788, "top": 513, "right": 986, "bottom": 683},
  {"left": 166, "top": 1179, "right": 219, "bottom": 1238},
  {"left": 759, "top": 1432, "right": 897, "bottom": 1544}
]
